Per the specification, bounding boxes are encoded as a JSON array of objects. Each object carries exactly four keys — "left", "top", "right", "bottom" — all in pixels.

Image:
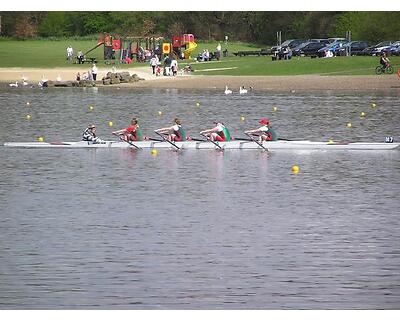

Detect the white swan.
[
  {"left": 56, "top": 75, "right": 62, "bottom": 82},
  {"left": 224, "top": 85, "right": 232, "bottom": 94},
  {"left": 9, "top": 81, "right": 18, "bottom": 87},
  {"left": 239, "top": 86, "right": 248, "bottom": 94},
  {"left": 22, "top": 75, "right": 28, "bottom": 85}
]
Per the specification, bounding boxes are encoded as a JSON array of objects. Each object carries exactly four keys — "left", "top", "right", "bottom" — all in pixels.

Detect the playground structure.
[
  {"left": 80, "top": 33, "right": 164, "bottom": 64},
  {"left": 79, "top": 33, "right": 197, "bottom": 64},
  {"left": 162, "top": 34, "right": 197, "bottom": 59}
]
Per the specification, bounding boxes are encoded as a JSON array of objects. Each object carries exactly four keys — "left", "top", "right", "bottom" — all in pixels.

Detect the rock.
[
  {"left": 110, "top": 77, "right": 120, "bottom": 84},
  {"left": 54, "top": 81, "right": 73, "bottom": 87}
]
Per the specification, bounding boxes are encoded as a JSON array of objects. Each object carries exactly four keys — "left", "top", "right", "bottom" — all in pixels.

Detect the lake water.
[{"left": 0, "top": 86, "right": 399, "bottom": 309}]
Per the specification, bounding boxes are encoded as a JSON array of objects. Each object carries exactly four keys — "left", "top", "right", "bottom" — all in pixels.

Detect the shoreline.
[{"left": 1, "top": 67, "right": 400, "bottom": 91}]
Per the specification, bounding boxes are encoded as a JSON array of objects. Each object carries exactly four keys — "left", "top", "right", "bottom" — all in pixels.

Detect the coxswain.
[
  {"left": 154, "top": 118, "right": 187, "bottom": 141},
  {"left": 200, "top": 121, "right": 231, "bottom": 142},
  {"left": 244, "top": 118, "right": 277, "bottom": 142},
  {"left": 82, "top": 124, "right": 104, "bottom": 143},
  {"left": 112, "top": 118, "right": 143, "bottom": 142}
]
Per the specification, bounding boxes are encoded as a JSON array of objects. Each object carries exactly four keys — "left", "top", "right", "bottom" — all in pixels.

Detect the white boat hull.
[{"left": 3, "top": 140, "right": 399, "bottom": 150}]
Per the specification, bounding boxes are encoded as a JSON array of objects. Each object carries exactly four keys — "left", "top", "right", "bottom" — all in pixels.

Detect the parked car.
[
  {"left": 317, "top": 40, "right": 348, "bottom": 57},
  {"left": 362, "top": 41, "right": 392, "bottom": 56},
  {"left": 335, "top": 41, "right": 369, "bottom": 56},
  {"left": 270, "top": 39, "right": 306, "bottom": 56},
  {"left": 293, "top": 41, "right": 326, "bottom": 56},
  {"left": 371, "top": 43, "right": 395, "bottom": 56},
  {"left": 328, "top": 37, "right": 346, "bottom": 43},
  {"left": 387, "top": 41, "right": 400, "bottom": 56},
  {"left": 309, "top": 38, "right": 331, "bottom": 45}
]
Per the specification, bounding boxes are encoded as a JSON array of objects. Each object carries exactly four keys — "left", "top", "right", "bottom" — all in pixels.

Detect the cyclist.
[{"left": 380, "top": 51, "right": 390, "bottom": 69}]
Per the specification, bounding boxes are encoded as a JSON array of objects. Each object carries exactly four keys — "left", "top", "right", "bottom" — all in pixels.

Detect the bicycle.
[{"left": 375, "top": 64, "right": 394, "bottom": 75}]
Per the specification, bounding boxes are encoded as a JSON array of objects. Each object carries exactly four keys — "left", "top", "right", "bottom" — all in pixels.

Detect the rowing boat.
[{"left": 3, "top": 140, "right": 399, "bottom": 150}]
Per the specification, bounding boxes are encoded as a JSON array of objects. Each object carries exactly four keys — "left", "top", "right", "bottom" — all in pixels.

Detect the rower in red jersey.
[{"left": 112, "top": 117, "right": 143, "bottom": 142}]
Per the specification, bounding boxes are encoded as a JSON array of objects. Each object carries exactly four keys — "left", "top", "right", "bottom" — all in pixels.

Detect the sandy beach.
[{"left": 1, "top": 66, "right": 399, "bottom": 91}]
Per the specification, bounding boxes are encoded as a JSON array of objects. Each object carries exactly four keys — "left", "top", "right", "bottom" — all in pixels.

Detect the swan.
[
  {"left": 56, "top": 75, "right": 62, "bottom": 81},
  {"left": 22, "top": 75, "right": 28, "bottom": 85},
  {"left": 224, "top": 85, "right": 232, "bottom": 94},
  {"left": 239, "top": 86, "right": 248, "bottom": 94},
  {"left": 9, "top": 81, "right": 18, "bottom": 87}
]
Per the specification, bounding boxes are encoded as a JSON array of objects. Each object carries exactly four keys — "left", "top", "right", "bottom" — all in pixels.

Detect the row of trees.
[{"left": 1, "top": 12, "right": 399, "bottom": 45}]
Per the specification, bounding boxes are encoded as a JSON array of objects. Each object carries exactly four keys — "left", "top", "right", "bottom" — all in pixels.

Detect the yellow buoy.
[
  {"left": 328, "top": 139, "right": 334, "bottom": 144},
  {"left": 26, "top": 114, "right": 31, "bottom": 120},
  {"left": 151, "top": 149, "right": 158, "bottom": 155},
  {"left": 371, "top": 103, "right": 377, "bottom": 108},
  {"left": 291, "top": 165, "right": 300, "bottom": 174},
  {"left": 158, "top": 111, "right": 163, "bottom": 116},
  {"left": 347, "top": 122, "right": 352, "bottom": 128},
  {"left": 37, "top": 136, "right": 44, "bottom": 142},
  {"left": 108, "top": 121, "right": 113, "bottom": 127},
  {"left": 196, "top": 102, "right": 200, "bottom": 106},
  {"left": 272, "top": 106, "right": 278, "bottom": 112},
  {"left": 360, "top": 111, "right": 365, "bottom": 117},
  {"left": 240, "top": 116, "right": 245, "bottom": 121},
  {"left": 26, "top": 102, "right": 30, "bottom": 106},
  {"left": 89, "top": 106, "right": 94, "bottom": 111}
]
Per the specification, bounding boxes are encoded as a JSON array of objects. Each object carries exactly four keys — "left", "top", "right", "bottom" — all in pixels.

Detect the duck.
[
  {"left": 224, "top": 85, "right": 232, "bottom": 94},
  {"left": 9, "top": 81, "right": 18, "bottom": 87},
  {"left": 239, "top": 86, "right": 248, "bottom": 94}
]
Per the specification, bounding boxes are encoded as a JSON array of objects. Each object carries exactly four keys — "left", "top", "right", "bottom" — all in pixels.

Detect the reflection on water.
[{"left": 0, "top": 87, "right": 399, "bottom": 309}]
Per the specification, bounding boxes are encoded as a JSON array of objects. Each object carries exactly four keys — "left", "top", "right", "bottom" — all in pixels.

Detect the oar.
[
  {"left": 154, "top": 131, "right": 180, "bottom": 150},
  {"left": 200, "top": 133, "right": 223, "bottom": 150},
  {"left": 233, "top": 137, "right": 252, "bottom": 141},
  {"left": 245, "top": 133, "right": 268, "bottom": 152},
  {"left": 113, "top": 133, "right": 141, "bottom": 150},
  {"left": 189, "top": 137, "right": 207, "bottom": 142}
]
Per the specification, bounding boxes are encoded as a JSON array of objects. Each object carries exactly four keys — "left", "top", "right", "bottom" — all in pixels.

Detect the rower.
[
  {"left": 200, "top": 121, "right": 231, "bottom": 142},
  {"left": 82, "top": 124, "right": 104, "bottom": 143},
  {"left": 112, "top": 117, "right": 143, "bottom": 142},
  {"left": 154, "top": 118, "right": 187, "bottom": 141},
  {"left": 244, "top": 118, "right": 277, "bottom": 142}
]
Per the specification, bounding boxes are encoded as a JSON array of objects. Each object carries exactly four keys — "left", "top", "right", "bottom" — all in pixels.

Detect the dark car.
[
  {"left": 271, "top": 39, "right": 306, "bottom": 56},
  {"left": 317, "top": 41, "right": 348, "bottom": 57},
  {"left": 362, "top": 41, "right": 392, "bottom": 56},
  {"left": 387, "top": 41, "right": 400, "bottom": 56},
  {"left": 335, "top": 41, "right": 369, "bottom": 56},
  {"left": 293, "top": 41, "right": 326, "bottom": 56}
]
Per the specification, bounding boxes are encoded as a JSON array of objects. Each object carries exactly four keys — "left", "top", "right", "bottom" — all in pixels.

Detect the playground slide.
[{"left": 184, "top": 42, "right": 197, "bottom": 59}]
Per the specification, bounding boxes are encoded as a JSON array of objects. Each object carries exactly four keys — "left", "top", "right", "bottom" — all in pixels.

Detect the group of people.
[
  {"left": 82, "top": 118, "right": 277, "bottom": 144},
  {"left": 162, "top": 55, "right": 179, "bottom": 76},
  {"left": 76, "top": 63, "right": 98, "bottom": 81}
]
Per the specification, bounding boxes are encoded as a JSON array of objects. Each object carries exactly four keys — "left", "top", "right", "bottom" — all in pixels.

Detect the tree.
[{"left": 14, "top": 13, "right": 38, "bottom": 39}]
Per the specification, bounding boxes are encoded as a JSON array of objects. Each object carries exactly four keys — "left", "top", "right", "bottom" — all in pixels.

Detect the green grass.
[
  {"left": 0, "top": 38, "right": 399, "bottom": 76},
  {"left": 189, "top": 55, "right": 400, "bottom": 76}
]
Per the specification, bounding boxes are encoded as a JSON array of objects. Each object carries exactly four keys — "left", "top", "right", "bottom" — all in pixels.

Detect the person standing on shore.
[
  {"left": 91, "top": 64, "right": 98, "bottom": 81},
  {"left": 150, "top": 56, "right": 158, "bottom": 74},
  {"left": 170, "top": 58, "right": 178, "bottom": 76}
]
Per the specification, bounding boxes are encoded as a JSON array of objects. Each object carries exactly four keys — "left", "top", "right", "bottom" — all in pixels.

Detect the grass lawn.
[{"left": 0, "top": 38, "right": 399, "bottom": 76}]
